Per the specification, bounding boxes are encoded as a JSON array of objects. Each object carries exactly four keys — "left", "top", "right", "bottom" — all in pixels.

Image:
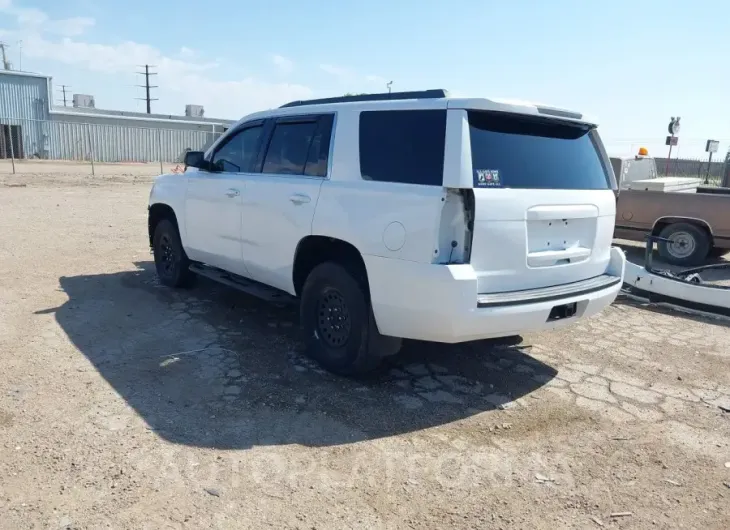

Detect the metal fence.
[
  {"left": 0, "top": 116, "right": 223, "bottom": 174},
  {"left": 605, "top": 139, "right": 730, "bottom": 187},
  {"left": 654, "top": 156, "right": 729, "bottom": 186}
]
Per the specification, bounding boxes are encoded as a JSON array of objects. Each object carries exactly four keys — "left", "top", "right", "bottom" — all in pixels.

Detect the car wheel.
[
  {"left": 657, "top": 223, "right": 710, "bottom": 266},
  {"left": 300, "top": 262, "right": 382, "bottom": 376},
  {"left": 153, "top": 219, "right": 194, "bottom": 287}
]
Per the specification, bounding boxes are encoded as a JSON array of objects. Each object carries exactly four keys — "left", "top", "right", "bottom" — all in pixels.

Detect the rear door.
[
  {"left": 463, "top": 110, "right": 617, "bottom": 294},
  {"left": 239, "top": 114, "right": 333, "bottom": 293}
]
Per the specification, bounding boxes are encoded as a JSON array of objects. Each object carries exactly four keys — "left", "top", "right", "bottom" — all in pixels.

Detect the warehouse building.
[{"left": 0, "top": 69, "right": 234, "bottom": 163}]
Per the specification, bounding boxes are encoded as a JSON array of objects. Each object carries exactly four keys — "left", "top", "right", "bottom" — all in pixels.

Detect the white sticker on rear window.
[{"left": 475, "top": 169, "right": 501, "bottom": 187}]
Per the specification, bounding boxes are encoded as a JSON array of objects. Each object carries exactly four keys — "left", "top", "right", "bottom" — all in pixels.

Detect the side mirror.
[{"left": 184, "top": 151, "right": 207, "bottom": 170}]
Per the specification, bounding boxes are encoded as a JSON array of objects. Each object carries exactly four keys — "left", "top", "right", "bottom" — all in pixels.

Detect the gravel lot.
[{"left": 1, "top": 170, "right": 729, "bottom": 529}]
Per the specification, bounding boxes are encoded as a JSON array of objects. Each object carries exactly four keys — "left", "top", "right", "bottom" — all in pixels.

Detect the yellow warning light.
[{"left": 638, "top": 147, "right": 649, "bottom": 156}]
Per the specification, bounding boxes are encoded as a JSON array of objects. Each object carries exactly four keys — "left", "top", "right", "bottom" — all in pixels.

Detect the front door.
[{"left": 184, "top": 122, "right": 265, "bottom": 276}]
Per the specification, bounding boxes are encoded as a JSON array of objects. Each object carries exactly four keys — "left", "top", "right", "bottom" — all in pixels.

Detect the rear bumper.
[{"left": 365, "top": 247, "right": 626, "bottom": 343}]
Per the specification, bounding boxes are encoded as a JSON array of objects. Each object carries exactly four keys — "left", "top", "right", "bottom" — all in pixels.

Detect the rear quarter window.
[
  {"left": 468, "top": 111, "right": 611, "bottom": 190},
  {"left": 359, "top": 109, "right": 446, "bottom": 186}
]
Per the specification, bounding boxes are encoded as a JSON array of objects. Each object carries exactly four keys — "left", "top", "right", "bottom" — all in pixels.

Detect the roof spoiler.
[{"left": 536, "top": 105, "right": 583, "bottom": 120}]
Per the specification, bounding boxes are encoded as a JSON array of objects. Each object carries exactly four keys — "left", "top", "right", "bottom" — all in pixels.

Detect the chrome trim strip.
[{"left": 477, "top": 274, "right": 621, "bottom": 308}]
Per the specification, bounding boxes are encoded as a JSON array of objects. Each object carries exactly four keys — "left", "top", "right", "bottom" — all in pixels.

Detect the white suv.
[{"left": 148, "top": 89, "right": 625, "bottom": 375}]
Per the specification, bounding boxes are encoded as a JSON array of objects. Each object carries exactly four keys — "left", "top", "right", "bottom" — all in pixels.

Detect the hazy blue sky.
[{"left": 1, "top": 0, "right": 729, "bottom": 156}]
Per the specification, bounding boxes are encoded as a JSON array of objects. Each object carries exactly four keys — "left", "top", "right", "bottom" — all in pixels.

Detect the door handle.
[
  {"left": 289, "top": 193, "right": 311, "bottom": 205},
  {"left": 225, "top": 188, "right": 240, "bottom": 198}
]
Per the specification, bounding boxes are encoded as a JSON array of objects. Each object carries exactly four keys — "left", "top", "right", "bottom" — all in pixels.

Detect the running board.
[{"left": 189, "top": 264, "right": 297, "bottom": 304}]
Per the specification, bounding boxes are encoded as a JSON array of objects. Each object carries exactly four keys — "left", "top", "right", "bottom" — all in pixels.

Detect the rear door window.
[
  {"left": 260, "top": 115, "right": 333, "bottom": 177},
  {"left": 359, "top": 109, "right": 446, "bottom": 186},
  {"left": 468, "top": 111, "right": 610, "bottom": 190}
]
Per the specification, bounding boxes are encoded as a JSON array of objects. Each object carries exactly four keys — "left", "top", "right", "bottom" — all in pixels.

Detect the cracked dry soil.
[{"left": 1, "top": 176, "right": 729, "bottom": 529}]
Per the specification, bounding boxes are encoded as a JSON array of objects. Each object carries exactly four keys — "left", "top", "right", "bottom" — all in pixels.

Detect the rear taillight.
[{"left": 434, "top": 189, "right": 473, "bottom": 264}]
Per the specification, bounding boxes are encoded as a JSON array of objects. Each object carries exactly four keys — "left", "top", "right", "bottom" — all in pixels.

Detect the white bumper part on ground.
[
  {"left": 367, "top": 247, "right": 626, "bottom": 343},
  {"left": 623, "top": 260, "right": 730, "bottom": 310}
]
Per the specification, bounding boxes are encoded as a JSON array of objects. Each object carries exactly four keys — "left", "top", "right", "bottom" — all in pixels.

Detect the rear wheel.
[
  {"left": 153, "top": 219, "right": 194, "bottom": 287},
  {"left": 300, "top": 262, "right": 382, "bottom": 376},
  {"left": 657, "top": 223, "right": 710, "bottom": 266}
]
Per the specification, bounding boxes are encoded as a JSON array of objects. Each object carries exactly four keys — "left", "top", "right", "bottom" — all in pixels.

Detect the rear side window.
[
  {"left": 359, "top": 110, "right": 446, "bottom": 185},
  {"left": 468, "top": 111, "right": 610, "bottom": 190}
]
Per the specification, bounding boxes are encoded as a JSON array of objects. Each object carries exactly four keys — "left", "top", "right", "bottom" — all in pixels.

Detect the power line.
[
  {"left": 136, "top": 64, "right": 158, "bottom": 114},
  {"left": 57, "top": 85, "right": 71, "bottom": 107}
]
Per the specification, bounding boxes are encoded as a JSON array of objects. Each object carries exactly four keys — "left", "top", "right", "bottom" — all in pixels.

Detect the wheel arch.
[
  {"left": 292, "top": 235, "right": 369, "bottom": 299},
  {"left": 651, "top": 216, "right": 714, "bottom": 242},
  {"left": 148, "top": 203, "right": 180, "bottom": 249}
]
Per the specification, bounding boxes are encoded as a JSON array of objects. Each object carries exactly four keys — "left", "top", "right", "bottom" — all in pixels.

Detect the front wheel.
[
  {"left": 657, "top": 223, "right": 710, "bottom": 266},
  {"left": 152, "top": 219, "right": 194, "bottom": 287},
  {"left": 300, "top": 262, "right": 382, "bottom": 376}
]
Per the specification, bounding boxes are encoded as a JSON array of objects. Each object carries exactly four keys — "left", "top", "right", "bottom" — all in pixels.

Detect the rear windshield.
[{"left": 468, "top": 111, "right": 611, "bottom": 190}]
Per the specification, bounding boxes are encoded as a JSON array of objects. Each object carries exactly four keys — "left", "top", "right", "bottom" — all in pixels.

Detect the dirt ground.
[
  {"left": 0, "top": 159, "right": 174, "bottom": 180},
  {"left": 1, "top": 170, "right": 729, "bottom": 530}
]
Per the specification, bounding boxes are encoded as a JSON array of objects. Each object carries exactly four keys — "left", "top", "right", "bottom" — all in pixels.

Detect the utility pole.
[
  {"left": 386, "top": 81, "right": 393, "bottom": 94},
  {"left": 136, "top": 64, "right": 158, "bottom": 114},
  {"left": 0, "top": 42, "right": 12, "bottom": 70},
  {"left": 17, "top": 40, "right": 22, "bottom": 71},
  {"left": 57, "top": 85, "right": 71, "bottom": 107}
]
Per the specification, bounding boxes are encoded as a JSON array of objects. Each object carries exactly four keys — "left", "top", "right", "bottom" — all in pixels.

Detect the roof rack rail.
[{"left": 279, "top": 89, "right": 450, "bottom": 108}]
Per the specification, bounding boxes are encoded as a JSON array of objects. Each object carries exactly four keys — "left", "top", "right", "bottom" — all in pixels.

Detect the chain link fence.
[
  {"left": 599, "top": 139, "right": 730, "bottom": 187},
  {"left": 0, "top": 116, "right": 224, "bottom": 175},
  {"left": 653, "top": 156, "right": 729, "bottom": 186}
]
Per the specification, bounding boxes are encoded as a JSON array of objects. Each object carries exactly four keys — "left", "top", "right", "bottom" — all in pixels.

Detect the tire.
[
  {"left": 657, "top": 223, "right": 710, "bottom": 266},
  {"left": 300, "top": 262, "right": 383, "bottom": 376},
  {"left": 152, "top": 218, "right": 194, "bottom": 287},
  {"left": 709, "top": 247, "right": 728, "bottom": 259}
]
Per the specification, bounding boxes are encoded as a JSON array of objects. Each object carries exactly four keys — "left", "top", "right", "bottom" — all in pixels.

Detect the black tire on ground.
[
  {"left": 300, "top": 262, "right": 384, "bottom": 376},
  {"left": 152, "top": 218, "right": 194, "bottom": 288},
  {"left": 709, "top": 247, "right": 729, "bottom": 259},
  {"left": 657, "top": 222, "right": 711, "bottom": 266}
]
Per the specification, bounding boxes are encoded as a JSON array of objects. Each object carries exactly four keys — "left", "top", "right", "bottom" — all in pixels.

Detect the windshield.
[{"left": 468, "top": 111, "right": 611, "bottom": 190}]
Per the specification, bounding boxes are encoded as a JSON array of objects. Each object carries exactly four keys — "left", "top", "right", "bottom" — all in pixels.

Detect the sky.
[{"left": 1, "top": 0, "right": 730, "bottom": 157}]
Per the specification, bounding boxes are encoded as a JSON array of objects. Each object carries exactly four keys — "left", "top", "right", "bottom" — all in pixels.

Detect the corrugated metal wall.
[
  {"left": 47, "top": 114, "right": 222, "bottom": 162},
  {"left": 3, "top": 116, "right": 224, "bottom": 163},
  {"left": 2, "top": 71, "right": 230, "bottom": 163},
  {"left": 0, "top": 72, "right": 50, "bottom": 158}
]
